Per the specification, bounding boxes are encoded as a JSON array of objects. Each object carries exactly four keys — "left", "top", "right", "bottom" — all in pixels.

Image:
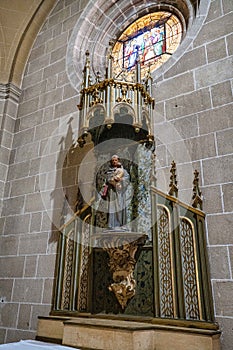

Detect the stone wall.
[
  {"left": 154, "top": 4, "right": 233, "bottom": 350},
  {"left": 0, "top": 0, "right": 232, "bottom": 349}
]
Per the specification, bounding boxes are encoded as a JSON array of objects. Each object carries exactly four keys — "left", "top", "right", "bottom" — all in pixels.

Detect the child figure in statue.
[
  {"left": 105, "top": 155, "right": 130, "bottom": 230},
  {"left": 108, "top": 161, "right": 124, "bottom": 191}
]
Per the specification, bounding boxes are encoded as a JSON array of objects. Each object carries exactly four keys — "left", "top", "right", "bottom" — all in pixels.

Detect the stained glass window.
[{"left": 112, "top": 12, "right": 183, "bottom": 79}]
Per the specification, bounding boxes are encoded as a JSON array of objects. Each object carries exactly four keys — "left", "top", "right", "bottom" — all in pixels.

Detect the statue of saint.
[{"left": 101, "top": 155, "right": 130, "bottom": 230}]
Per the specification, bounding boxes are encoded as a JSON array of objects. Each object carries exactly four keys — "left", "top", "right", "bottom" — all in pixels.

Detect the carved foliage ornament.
[{"left": 97, "top": 233, "right": 147, "bottom": 309}]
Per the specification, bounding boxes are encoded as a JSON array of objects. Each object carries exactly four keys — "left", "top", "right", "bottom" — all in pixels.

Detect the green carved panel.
[
  {"left": 92, "top": 247, "right": 154, "bottom": 316},
  {"left": 92, "top": 248, "right": 121, "bottom": 314},
  {"left": 124, "top": 247, "right": 154, "bottom": 316}
]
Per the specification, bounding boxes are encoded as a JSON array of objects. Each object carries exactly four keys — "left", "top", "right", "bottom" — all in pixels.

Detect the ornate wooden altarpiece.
[{"left": 51, "top": 49, "right": 218, "bottom": 332}]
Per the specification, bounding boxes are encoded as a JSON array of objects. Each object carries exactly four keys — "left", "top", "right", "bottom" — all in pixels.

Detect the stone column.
[{"left": 0, "top": 83, "right": 21, "bottom": 214}]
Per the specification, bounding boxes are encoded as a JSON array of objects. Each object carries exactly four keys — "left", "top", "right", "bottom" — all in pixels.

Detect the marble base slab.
[{"left": 0, "top": 340, "right": 76, "bottom": 350}]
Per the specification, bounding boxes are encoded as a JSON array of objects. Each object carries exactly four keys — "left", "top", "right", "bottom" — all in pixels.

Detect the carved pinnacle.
[
  {"left": 192, "top": 169, "right": 203, "bottom": 210},
  {"left": 168, "top": 160, "right": 178, "bottom": 197}
]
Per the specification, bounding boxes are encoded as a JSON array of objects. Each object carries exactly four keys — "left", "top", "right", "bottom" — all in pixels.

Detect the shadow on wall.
[{"left": 48, "top": 117, "right": 95, "bottom": 243}]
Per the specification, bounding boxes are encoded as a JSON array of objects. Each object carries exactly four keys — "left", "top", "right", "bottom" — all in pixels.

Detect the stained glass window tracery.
[{"left": 112, "top": 12, "right": 183, "bottom": 79}]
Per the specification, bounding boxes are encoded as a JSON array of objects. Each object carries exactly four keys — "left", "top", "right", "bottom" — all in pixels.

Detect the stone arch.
[
  {"left": 66, "top": 0, "right": 209, "bottom": 91},
  {"left": 7, "top": 0, "right": 56, "bottom": 87}
]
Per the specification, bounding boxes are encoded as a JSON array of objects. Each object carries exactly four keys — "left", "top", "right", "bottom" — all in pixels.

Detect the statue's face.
[{"left": 111, "top": 156, "right": 119, "bottom": 167}]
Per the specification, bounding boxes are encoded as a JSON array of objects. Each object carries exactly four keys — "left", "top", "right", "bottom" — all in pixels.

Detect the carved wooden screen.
[
  {"left": 152, "top": 189, "right": 215, "bottom": 323},
  {"left": 157, "top": 205, "right": 174, "bottom": 318},
  {"left": 53, "top": 210, "right": 92, "bottom": 314},
  {"left": 52, "top": 176, "right": 215, "bottom": 327},
  {"left": 180, "top": 217, "right": 200, "bottom": 320},
  {"left": 77, "top": 214, "right": 92, "bottom": 312},
  {"left": 54, "top": 220, "right": 77, "bottom": 311},
  {"left": 61, "top": 227, "right": 75, "bottom": 310}
]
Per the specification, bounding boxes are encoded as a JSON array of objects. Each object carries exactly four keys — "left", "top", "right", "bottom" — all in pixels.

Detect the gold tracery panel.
[
  {"left": 157, "top": 204, "right": 174, "bottom": 318},
  {"left": 61, "top": 228, "right": 75, "bottom": 310},
  {"left": 77, "top": 214, "right": 92, "bottom": 312},
  {"left": 180, "top": 217, "right": 200, "bottom": 320}
]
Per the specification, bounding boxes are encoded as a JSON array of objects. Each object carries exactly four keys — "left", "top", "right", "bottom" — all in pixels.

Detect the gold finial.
[
  {"left": 192, "top": 170, "right": 203, "bottom": 210},
  {"left": 169, "top": 160, "right": 178, "bottom": 197}
]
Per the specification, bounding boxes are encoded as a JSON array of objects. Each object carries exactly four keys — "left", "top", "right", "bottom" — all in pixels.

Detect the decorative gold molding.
[{"left": 151, "top": 186, "right": 205, "bottom": 218}]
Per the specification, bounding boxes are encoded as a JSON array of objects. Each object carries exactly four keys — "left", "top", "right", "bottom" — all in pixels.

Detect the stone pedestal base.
[{"left": 36, "top": 316, "right": 220, "bottom": 350}]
